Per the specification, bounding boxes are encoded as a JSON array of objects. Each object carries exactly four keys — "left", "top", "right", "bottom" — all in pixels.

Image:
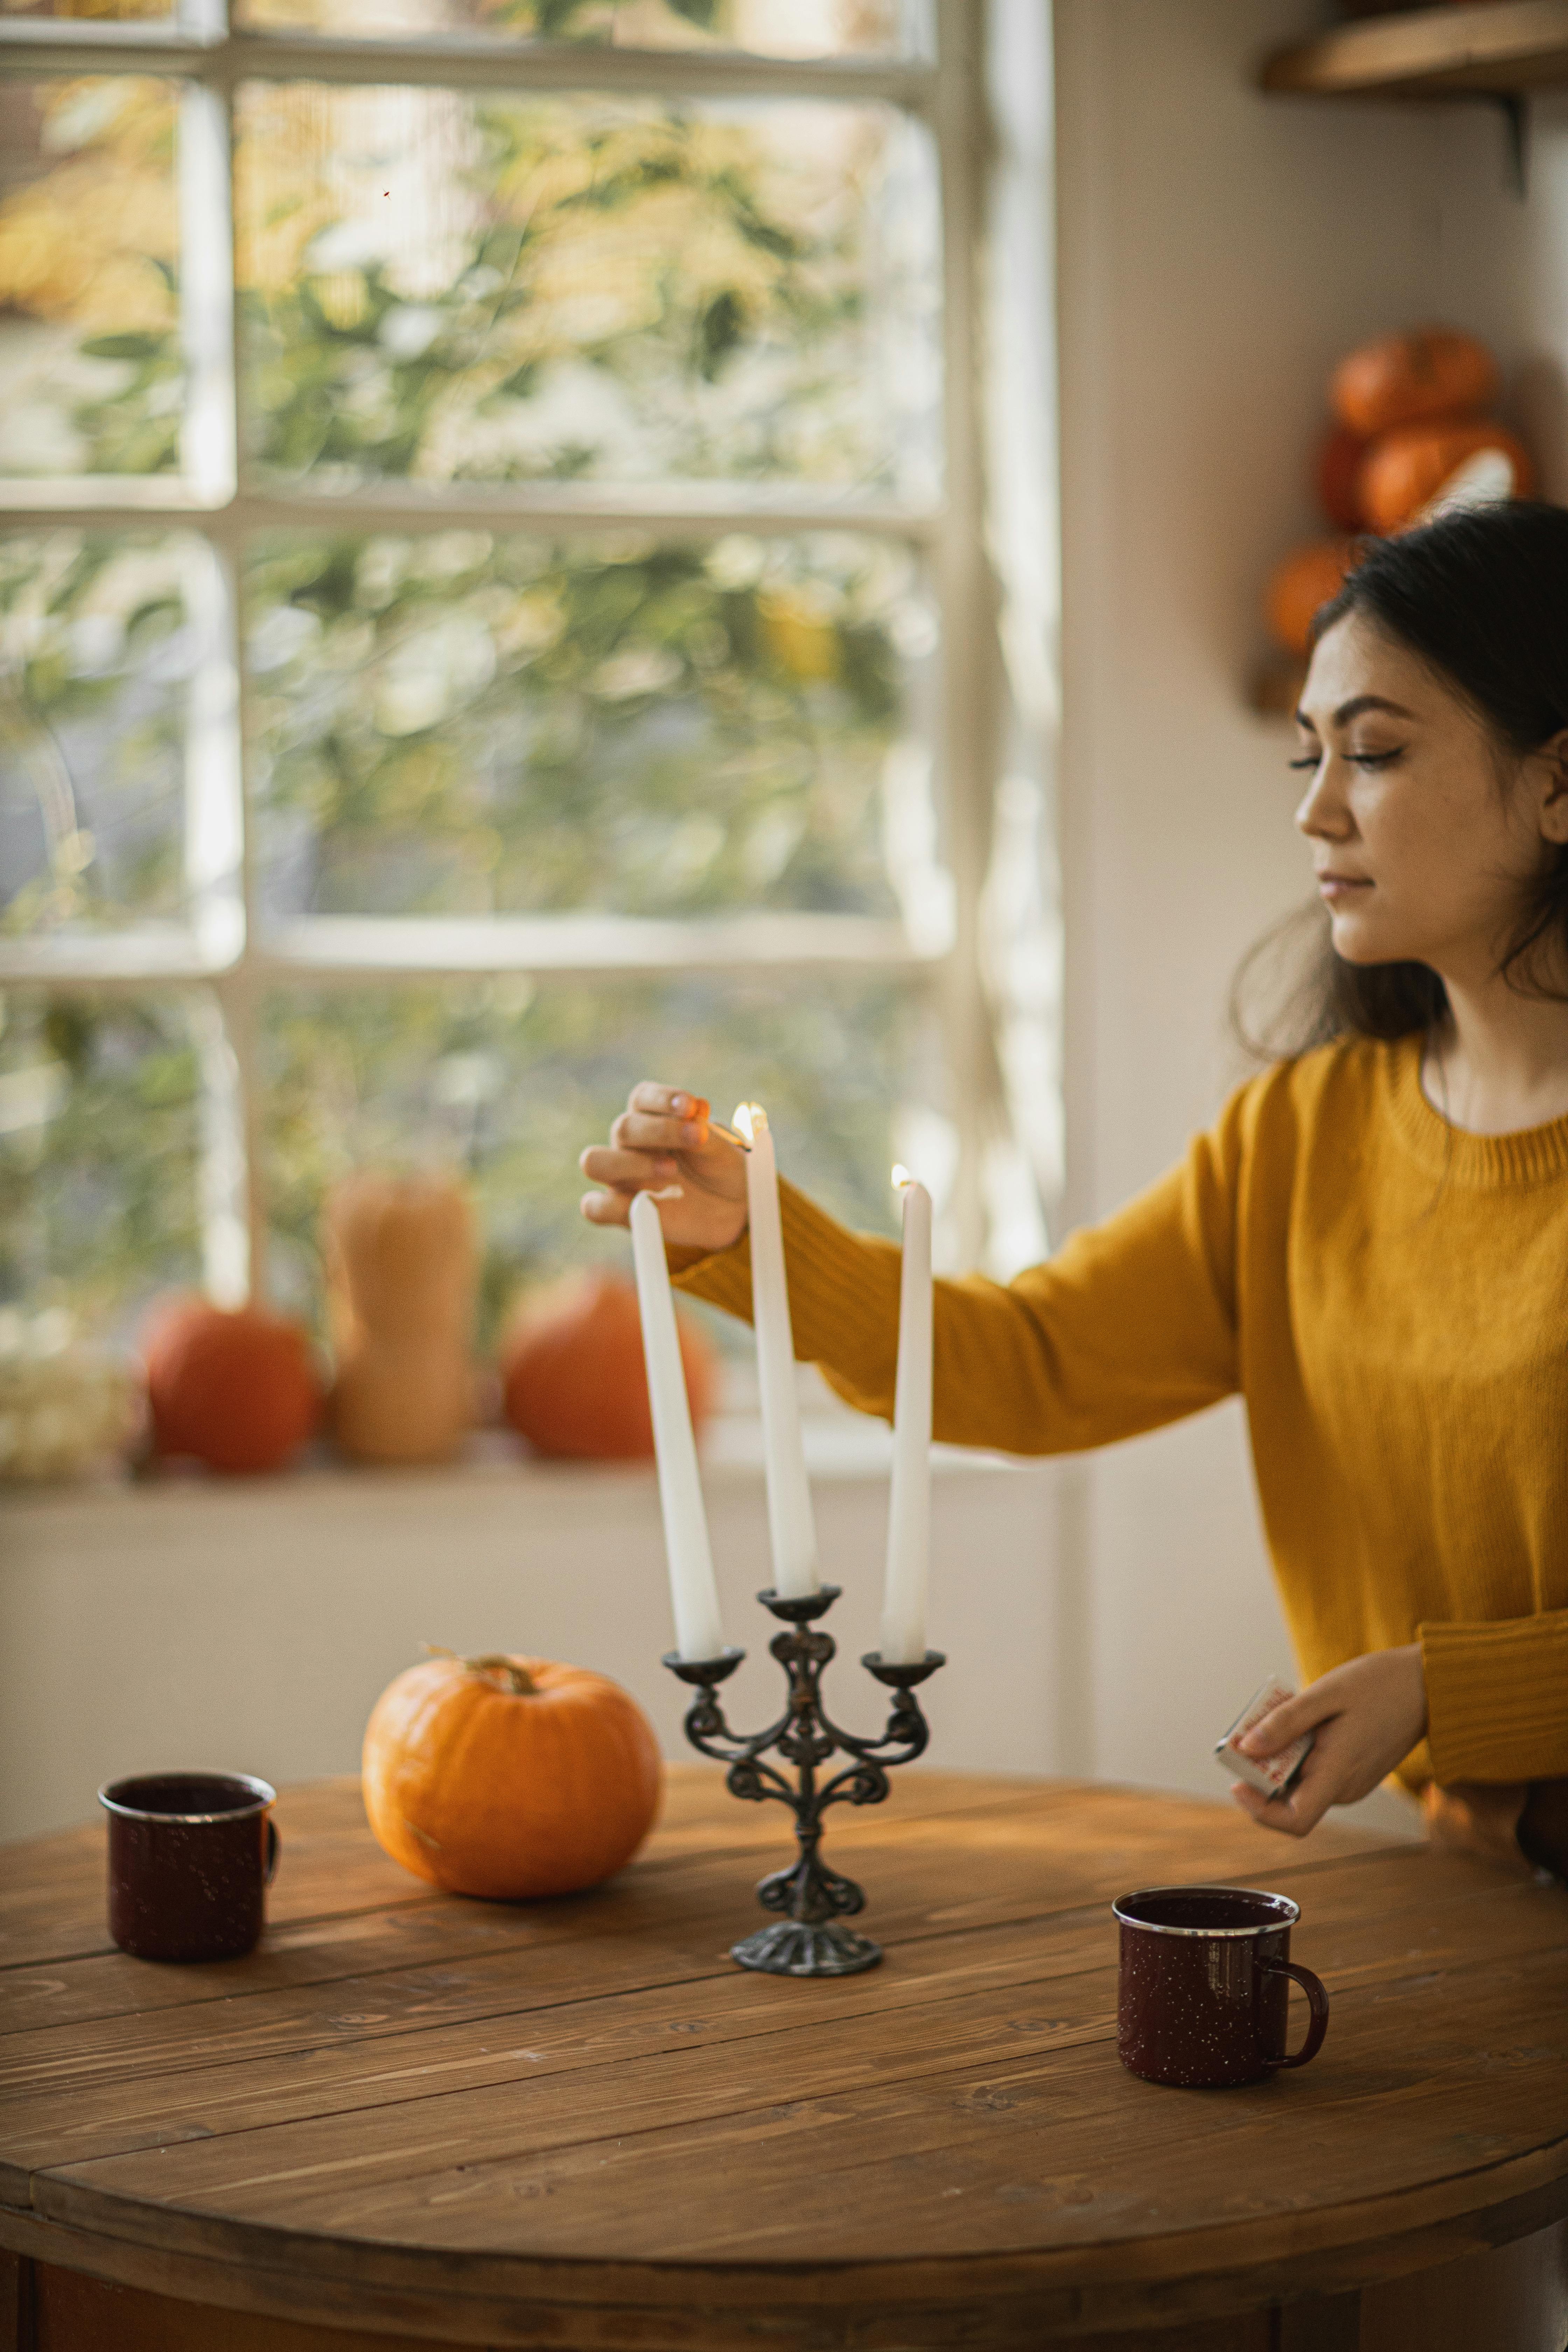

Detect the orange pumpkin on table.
[
  {"left": 501, "top": 1270, "right": 716, "bottom": 1460},
  {"left": 1356, "top": 418, "right": 1534, "bottom": 536},
  {"left": 362, "top": 1650, "right": 662, "bottom": 1899},
  {"left": 143, "top": 1296, "right": 321, "bottom": 1475},
  {"left": 1330, "top": 326, "right": 1498, "bottom": 439}
]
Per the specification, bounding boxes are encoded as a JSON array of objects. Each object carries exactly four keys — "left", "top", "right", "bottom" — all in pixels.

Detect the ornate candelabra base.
[
  {"left": 730, "top": 1918, "right": 881, "bottom": 1977},
  {"left": 663, "top": 1584, "right": 945, "bottom": 1978}
]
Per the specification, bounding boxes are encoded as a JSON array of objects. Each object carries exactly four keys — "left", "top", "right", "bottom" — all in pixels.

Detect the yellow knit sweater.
[{"left": 673, "top": 1035, "right": 1568, "bottom": 1794}]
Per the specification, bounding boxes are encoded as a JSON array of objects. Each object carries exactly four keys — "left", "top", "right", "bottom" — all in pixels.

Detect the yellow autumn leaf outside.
[
  {"left": 759, "top": 590, "right": 840, "bottom": 683},
  {"left": 0, "top": 81, "right": 176, "bottom": 330}
]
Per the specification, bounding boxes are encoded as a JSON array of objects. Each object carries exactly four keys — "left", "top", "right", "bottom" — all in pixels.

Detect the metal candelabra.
[{"left": 663, "top": 1583, "right": 945, "bottom": 1977}]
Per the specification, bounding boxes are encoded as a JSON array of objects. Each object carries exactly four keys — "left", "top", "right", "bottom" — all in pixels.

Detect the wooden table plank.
[
  {"left": 16, "top": 1927, "right": 1566, "bottom": 2249},
  {"left": 33, "top": 1898, "right": 1568, "bottom": 2262},
  {"left": 0, "top": 1772, "right": 1107, "bottom": 2034},
  {"left": 0, "top": 1771, "right": 1099, "bottom": 1975},
  {"left": 0, "top": 1847, "right": 1542, "bottom": 2176},
  {"left": 0, "top": 1837, "right": 1490, "bottom": 2116},
  {"left": 0, "top": 1772, "right": 1393, "bottom": 2042},
  {"left": 60, "top": 1950, "right": 1557, "bottom": 2278},
  {"left": 3, "top": 1772, "right": 1561, "bottom": 2350},
  {"left": 0, "top": 1784, "right": 429, "bottom": 1974}
]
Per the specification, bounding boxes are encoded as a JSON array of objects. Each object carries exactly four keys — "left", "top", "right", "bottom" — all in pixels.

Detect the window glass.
[
  {"left": 246, "top": 528, "right": 936, "bottom": 925},
  {"left": 236, "top": 84, "right": 940, "bottom": 496},
  {"left": 234, "top": 0, "right": 930, "bottom": 62},
  {"left": 0, "top": 532, "right": 211, "bottom": 938},
  {"left": 0, "top": 0, "right": 173, "bottom": 24},
  {"left": 0, "top": 990, "right": 203, "bottom": 1332},
  {"left": 262, "top": 970, "right": 937, "bottom": 1339},
  {"left": 0, "top": 79, "right": 183, "bottom": 480}
]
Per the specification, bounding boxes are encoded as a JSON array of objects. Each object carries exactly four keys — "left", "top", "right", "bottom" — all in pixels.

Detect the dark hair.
[{"left": 1234, "top": 499, "right": 1568, "bottom": 1060}]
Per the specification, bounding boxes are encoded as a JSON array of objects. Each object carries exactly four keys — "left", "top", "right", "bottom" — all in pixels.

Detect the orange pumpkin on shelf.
[
  {"left": 1330, "top": 326, "right": 1498, "bottom": 439},
  {"left": 1316, "top": 422, "right": 1369, "bottom": 531},
  {"left": 1356, "top": 418, "right": 1534, "bottom": 536},
  {"left": 143, "top": 1296, "right": 321, "bottom": 1475},
  {"left": 501, "top": 1270, "right": 716, "bottom": 1460},
  {"left": 1264, "top": 539, "right": 1358, "bottom": 659},
  {"left": 362, "top": 1650, "right": 662, "bottom": 1900}
]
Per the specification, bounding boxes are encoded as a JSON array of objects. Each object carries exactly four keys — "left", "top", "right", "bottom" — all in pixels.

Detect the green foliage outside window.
[
  {"left": 0, "top": 37, "right": 941, "bottom": 1340},
  {"left": 248, "top": 527, "right": 924, "bottom": 923},
  {"left": 0, "top": 993, "right": 202, "bottom": 1332},
  {"left": 233, "top": 2, "right": 913, "bottom": 65},
  {"left": 235, "top": 86, "right": 934, "bottom": 493},
  {"left": 0, "top": 533, "right": 194, "bottom": 934},
  {"left": 263, "top": 972, "right": 927, "bottom": 1346}
]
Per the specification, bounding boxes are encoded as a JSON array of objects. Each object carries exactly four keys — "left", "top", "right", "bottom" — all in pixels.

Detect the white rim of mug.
[
  {"left": 1111, "top": 1886, "right": 1300, "bottom": 1939},
  {"left": 98, "top": 1773, "right": 276, "bottom": 1825}
]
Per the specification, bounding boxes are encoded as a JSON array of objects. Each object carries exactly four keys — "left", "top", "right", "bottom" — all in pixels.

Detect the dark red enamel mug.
[
  {"left": 1112, "top": 1885, "right": 1329, "bottom": 2087},
  {"left": 100, "top": 1772, "right": 279, "bottom": 1962}
]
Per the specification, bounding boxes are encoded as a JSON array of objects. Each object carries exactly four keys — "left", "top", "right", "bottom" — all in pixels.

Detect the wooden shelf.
[{"left": 1261, "top": 2, "right": 1568, "bottom": 101}]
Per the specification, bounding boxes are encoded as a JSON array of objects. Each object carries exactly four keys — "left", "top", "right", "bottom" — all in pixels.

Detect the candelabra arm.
[
  {"left": 663, "top": 1651, "right": 802, "bottom": 1808},
  {"left": 809, "top": 1652, "right": 944, "bottom": 1810}
]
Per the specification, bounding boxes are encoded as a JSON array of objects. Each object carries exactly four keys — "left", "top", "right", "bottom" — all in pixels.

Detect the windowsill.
[{"left": 1, "top": 1419, "right": 1040, "bottom": 1513}]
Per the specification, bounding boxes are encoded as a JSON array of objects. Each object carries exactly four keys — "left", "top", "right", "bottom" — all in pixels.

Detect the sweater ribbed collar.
[{"left": 1385, "top": 1034, "right": 1568, "bottom": 1188}]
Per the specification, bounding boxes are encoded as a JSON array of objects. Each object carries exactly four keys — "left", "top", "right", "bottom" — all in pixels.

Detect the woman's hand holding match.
[
  {"left": 1230, "top": 1645, "right": 1429, "bottom": 1837},
  {"left": 579, "top": 1080, "right": 749, "bottom": 1255}
]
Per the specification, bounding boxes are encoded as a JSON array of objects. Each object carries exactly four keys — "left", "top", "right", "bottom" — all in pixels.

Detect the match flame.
[
  {"left": 891, "top": 1163, "right": 913, "bottom": 1190},
  {"left": 733, "top": 1102, "right": 764, "bottom": 1145}
]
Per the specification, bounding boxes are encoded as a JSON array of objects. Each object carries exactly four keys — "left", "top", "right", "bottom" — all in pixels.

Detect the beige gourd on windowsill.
[{"left": 324, "top": 1174, "right": 477, "bottom": 1465}]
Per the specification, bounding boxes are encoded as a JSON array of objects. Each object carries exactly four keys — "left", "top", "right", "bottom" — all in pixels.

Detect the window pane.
[
  {"left": 236, "top": 85, "right": 939, "bottom": 496},
  {"left": 246, "top": 528, "right": 937, "bottom": 925},
  {"left": 0, "top": 1, "right": 172, "bottom": 18},
  {"left": 0, "top": 989, "right": 203, "bottom": 1331},
  {"left": 0, "top": 79, "right": 183, "bottom": 479},
  {"left": 233, "top": 1, "right": 929, "bottom": 61},
  {"left": 262, "top": 971, "right": 938, "bottom": 1337},
  {"left": 1, "top": 532, "right": 210, "bottom": 937}
]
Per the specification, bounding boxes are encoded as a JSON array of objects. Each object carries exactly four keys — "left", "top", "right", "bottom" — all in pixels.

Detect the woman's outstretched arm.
[{"left": 582, "top": 1079, "right": 1248, "bottom": 1458}]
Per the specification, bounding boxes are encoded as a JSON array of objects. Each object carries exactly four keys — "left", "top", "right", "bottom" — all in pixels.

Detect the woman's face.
[{"left": 1294, "top": 609, "right": 1568, "bottom": 983}]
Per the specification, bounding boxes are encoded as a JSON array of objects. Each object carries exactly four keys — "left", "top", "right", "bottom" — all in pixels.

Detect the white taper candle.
[
  {"left": 629, "top": 1189, "right": 726, "bottom": 1662},
  {"left": 880, "top": 1170, "right": 932, "bottom": 1665},
  {"left": 735, "top": 1103, "right": 818, "bottom": 1598}
]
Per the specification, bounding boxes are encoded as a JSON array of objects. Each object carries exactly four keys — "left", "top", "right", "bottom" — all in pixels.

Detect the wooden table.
[{"left": 2, "top": 1771, "right": 1567, "bottom": 2352}]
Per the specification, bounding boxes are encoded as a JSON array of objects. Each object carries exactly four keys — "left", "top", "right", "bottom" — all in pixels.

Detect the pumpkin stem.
[{"left": 423, "top": 1641, "right": 537, "bottom": 1696}]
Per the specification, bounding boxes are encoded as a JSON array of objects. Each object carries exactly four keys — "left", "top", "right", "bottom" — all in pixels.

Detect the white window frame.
[{"left": 0, "top": 0, "right": 1000, "bottom": 1303}]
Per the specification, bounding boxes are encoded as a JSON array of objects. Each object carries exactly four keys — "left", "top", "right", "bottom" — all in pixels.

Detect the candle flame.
[
  {"left": 734, "top": 1102, "right": 765, "bottom": 1145},
  {"left": 891, "top": 1163, "right": 913, "bottom": 1190}
]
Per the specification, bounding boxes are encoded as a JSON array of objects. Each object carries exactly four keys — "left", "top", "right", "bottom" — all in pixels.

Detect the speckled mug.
[
  {"left": 100, "top": 1772, "right": 279, "bottom": 1962},
  {"left": 1112, "top": 1886, "right": 1329, "bottom": 2087}
]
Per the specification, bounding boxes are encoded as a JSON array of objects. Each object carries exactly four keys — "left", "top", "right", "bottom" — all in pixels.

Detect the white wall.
[
  {"left": 0, "top": 1442, "right": 1061, "bottom": 1841},
  {"left": 1443, "top": 88, "right": 1568, "bottom": 501},
  {"left": 1052, "top": 0, "right": 1568, "bottom": 1813}
]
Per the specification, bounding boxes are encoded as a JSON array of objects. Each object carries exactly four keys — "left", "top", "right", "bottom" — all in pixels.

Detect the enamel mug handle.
[
  {"left": 1262, "top": 1957, "right": 1329, "bottom": 2069},
  {"left": 264, "top": 1817, "right": 280, "bottom": 1886}
]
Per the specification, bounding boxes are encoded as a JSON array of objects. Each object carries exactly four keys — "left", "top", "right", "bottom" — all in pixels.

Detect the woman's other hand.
[
  {"left": 579, "top": 1081, "right": 748, "bottom": 1255},
  {"left": 1228, "top": 1644, "right": 1428, "bottom": 1838}
]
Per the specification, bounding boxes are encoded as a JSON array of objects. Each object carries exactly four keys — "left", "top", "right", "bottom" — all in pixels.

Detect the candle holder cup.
[{"left": 663, "top": 1584, "right": 944, "bottom": 1977}]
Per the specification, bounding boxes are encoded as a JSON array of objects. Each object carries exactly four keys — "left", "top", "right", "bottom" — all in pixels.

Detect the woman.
[{"left": 579, "top": 500, "right": 1568, "bottom": 1876}]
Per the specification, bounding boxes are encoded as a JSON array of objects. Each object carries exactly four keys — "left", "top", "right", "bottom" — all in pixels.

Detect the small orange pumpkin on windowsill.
[{"left": 362, "top": 1649, "right": 662, "bottom": 1901}]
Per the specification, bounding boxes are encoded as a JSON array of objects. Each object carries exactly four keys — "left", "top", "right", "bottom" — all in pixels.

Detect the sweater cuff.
[
  {"left": 1420, "top": 1610, "right": 1568, "bottom": 1784},
  {"left": 669, "top": 1179, "right": 890, "bottom": 1362},
  {"left": 666, "top": 1228, "right": 754, "bottom": 1322}
]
